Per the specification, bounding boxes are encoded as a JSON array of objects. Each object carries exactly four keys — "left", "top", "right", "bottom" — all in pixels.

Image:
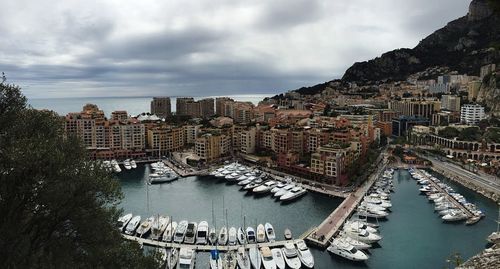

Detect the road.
[{"left": 424, "top": 155, "right": 500, "bottom": 195}]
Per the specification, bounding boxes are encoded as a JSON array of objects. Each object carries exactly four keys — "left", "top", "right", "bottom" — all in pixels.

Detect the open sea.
[
  {"left": 28, "top": 95, "right": 272, "bottom": 116},
  {"left": 118, "top": 167, "right": 497, "bottom": 269}
]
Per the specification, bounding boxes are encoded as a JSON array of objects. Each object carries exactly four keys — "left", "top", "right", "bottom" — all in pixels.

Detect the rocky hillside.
[{"left": 342, "top": 0, "right": 500, "bottom": 83}]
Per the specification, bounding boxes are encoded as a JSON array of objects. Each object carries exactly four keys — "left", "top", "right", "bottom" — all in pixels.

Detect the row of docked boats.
[
  {"left": 149, "top": 161, "right": 178, "bottom": 184},
  {"left": 327, "top": 168, "right": 395, "bottom": 262},
  {"left": 103, "top": 159, "right": 137, "bottom": 173},
  {"left": 118, "top": 214, "right": 282, "bottom": 246},
  {"left": 210, "top": 163, "right": 307, "bottom": 202},
  {"left": 209, "top": 240, "right": 314, "bottom": 269},
  {"left": 118, "top": 212, "right": 314, "bottom": 269},
  {"left": 409, "top": 168, "right": 484, "bottom": 224}
]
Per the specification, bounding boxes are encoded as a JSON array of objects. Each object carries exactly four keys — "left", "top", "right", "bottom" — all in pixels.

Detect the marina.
[
  {"left": 409, "top": 168, "right": 483, "bottom": 223},
  {"left": 117, "top": 164, "right": 498, "bottom": 268}
]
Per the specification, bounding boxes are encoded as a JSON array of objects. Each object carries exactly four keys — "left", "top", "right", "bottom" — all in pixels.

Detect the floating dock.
[{"left": 122, "top": 234, "right": 306, "bottom": 251}]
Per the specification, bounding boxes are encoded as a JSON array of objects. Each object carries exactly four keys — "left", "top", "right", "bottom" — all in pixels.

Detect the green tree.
[
  {"left": 0, "top": 83, "right": 158, "bottom": 268},
  {"left": 438, "top": 127, "right": 460, "bottom": 139}
]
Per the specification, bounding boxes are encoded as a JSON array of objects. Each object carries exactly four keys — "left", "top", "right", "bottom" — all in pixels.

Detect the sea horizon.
[{"left": 28, "top": 94, "right": 275, "bottom": 117}]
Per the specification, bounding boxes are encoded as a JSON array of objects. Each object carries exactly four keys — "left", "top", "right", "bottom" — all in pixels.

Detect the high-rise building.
[
  {"left": 150, "top": 97, "right": 171, "bottom": 118},
  {"left": 176, "top": 97, "right": 195, "bottom": 116},
  {"left": 310, "top": 143, "right": 357, "bottom": 185},
  {"left": 461, "top": 104, "right": 486, "bottom": 125},
  {"left": 441, "top": 95, "right": 461, "bottom": 112},
  {"left": 199, "top": 98, "right": 215, "bottom": 117},
  {"left": 216, "top": 97, "right": 234, "bottom": 116}
]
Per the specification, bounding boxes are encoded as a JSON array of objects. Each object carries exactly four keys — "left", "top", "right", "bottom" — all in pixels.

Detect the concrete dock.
[
  {"left": 305, "top": 161, "right": 388, "bottom": 249},
  {"left": 413, "top": 169, "right": 475, "bottom": 218}
]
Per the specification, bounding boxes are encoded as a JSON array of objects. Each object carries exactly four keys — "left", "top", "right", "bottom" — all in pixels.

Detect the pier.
[
  {"left": 162, "top": 159, "right": 208, "bottom": 177},
  {"left": 305, "top": 160, "right": 388, "bottom": 248},
  {"left": 122, "top": 234, "right": 306, "bottom": 251},
  {"left": 413, "top": 169, "right": 475, "bottom": 218}
]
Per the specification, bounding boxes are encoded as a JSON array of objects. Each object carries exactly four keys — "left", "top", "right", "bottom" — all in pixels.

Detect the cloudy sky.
[{"left": 0, "top": 0, "right": 471, "bottom": 98}]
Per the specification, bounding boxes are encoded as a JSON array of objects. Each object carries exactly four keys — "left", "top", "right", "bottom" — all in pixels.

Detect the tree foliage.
[
  {"left": 0, "top": 83, "right": 158, "bottom": 268},
  {"left": 438, "top": 127, "right": 460, "bottom": 139}
]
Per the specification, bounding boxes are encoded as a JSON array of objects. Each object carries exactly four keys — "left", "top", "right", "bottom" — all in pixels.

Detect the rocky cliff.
[{"left": 342, "top": 0, "right": 500, "bottom": 83}]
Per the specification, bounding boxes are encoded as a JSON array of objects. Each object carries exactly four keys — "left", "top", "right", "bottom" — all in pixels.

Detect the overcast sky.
[{"left": 0, "top": 0, "right": 471, "bottom": 98}]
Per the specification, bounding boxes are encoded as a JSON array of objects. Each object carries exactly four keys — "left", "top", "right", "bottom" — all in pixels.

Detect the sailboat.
[
  {"left": 249, "top": 220, "right": 262, "bottom": 269},
  {"left": 210, "top": 200, "right": 222, "bottom": 269},
  {"left": 236, "top": 215, "right": 251, "bottom": 269}
]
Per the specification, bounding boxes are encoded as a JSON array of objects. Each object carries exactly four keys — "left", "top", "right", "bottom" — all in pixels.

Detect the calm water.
[
  {"left": 117, "top": 166, "right": 498, "bottom": 268},
  {"left": 28, "top": 95, "right": 272, "bottom": 117}
]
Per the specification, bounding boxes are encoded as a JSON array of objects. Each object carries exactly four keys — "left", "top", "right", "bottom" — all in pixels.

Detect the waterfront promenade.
[{"left": 305, "top": 160, "right": 388, "bottom": 248}]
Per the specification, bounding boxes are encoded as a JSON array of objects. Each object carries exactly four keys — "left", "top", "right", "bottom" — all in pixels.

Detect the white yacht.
[
  {"left": 343, "top": 226, "right": 382, "bottom": 244},
  {"left": 345, "top": 220, "right": 378, "bottom": 234},
  {"left": 130, "top": 159, "right": 137, "bottom": 169},
  {"left": 246, "top": 227, "right": 256, "bottom": 243},
  {"left": 256, "top": 224, "right": 266, "bottom": 243},
  {"left": 271, "top": 248, "right": 286, "bottom": 269},
  {"left": 238, "top": 178, "right": 253, "bottom": 186},
  {"left": 265, "top": 223, "right": 276, "bottom": 242},
  {"left": 280, "top": 187, "right": 307, "bottom": 202},
  {"left": 136, "top": 216, "right": 155, "bottom": 237},
  {"left": 123, "top": 159, "right": 132, "bottom": 170},
  {"left": 177, "top": 248, "right": 195, "bottom": 269},
  {"left": 111, "top": 159, "right": 121, "bottom": 173},
  {"left": 237, "top": 227, "right": 246, "bottom": 245},
  {"left": 163, "top": 221, "right": 178, "bottom": 242},
  {"left": 151, "top": 215, "right": 170, "bottom": 240},
  {"left": 209, "top": 227, "right": 217, "bottom": 245},
  {"left": 237, "top": 175, "right": 248, "bottom": 182},
  {"left": 243, "top": 182, "right": 260, "bottom": 191},
  {"left": 228, "top": 227, "right": 238, "bottom": 245},
  {"left": 281, "top": 243, "right": 301, "bottom": 269},
  {"left": 150, "top": 167, "right": 178, "bottom": 184},
  {"left": 253, "top": 181, "right": 277, "bottom": 194},
  {"left": 124, "top": 215, "right": 141, "bottom": 235},
  {"left": 442, "top": 210, "right": 468, "bottom": 222},
  {"left": 260, "top": 247, "right": 276, "bottom": 269},
  {"left": 337, "top": 232, "right": 371, "bottom": 249},
  {"left": 327, "top": 238, "right": 369, "bottom": 261},
  {"left": 284, "top": 229, "right": 293, "bottom": 240},
  {"left": 184, "top": 222, "right": 198, "bottom": 244},
  {"left": 274, "top": 184, "right": 295, "bottom": 197},
  {"left": 117, "top": 213, "right": 133, "bottom": 232},
  {"left": 271, "top": 182, "right": 286, "bottom": 193},
  {"left": 296, "top": 240, "right": 314, "bottom": 268},
  {"left": 174, "top": 220, "right": 188, "bottom": 243},
  {"left": 196, "top": 221, "right": 209, "bottom": 245},
  {"left": 249, "top": 246, "right": 262, "bottom": 269},
  {"left": 236, "top": 247, "right": 251, "bottom": 269},
  {"left": 218, "top": 226, "right": 228, "bottom": 245},
  {"left": 166, "top": 248, "right": 179, "bottom": 269},
  {"left": 225, "top": 172, "right": 240, "bottom": 181}
]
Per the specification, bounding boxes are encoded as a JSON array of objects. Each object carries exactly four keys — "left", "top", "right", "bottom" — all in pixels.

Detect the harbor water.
[{"left": 118, "top": 166, "right": 498, "bottom": 268}]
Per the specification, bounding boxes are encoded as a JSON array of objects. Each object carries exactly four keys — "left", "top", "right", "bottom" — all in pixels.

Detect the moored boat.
[
  {"left": 124, "top": 215, "right": 141, "bottom": 235},
  {"left": 295, "top": 239, "right": 314, "bottom": 268},
  {"left": 265, "top": 223, "right": 276, "bottom": 242},
  {"left": 256, "top": 224, "right": 266, "bottom": 243},
  {"left": 117, "top": 213, "right": 133, "bottom": 232},
  {"left": 260, "top": 246, "right": 277, "bottom": 269},
  {"left": 281, "top": 243, "right": 301, "bottom": 269}
]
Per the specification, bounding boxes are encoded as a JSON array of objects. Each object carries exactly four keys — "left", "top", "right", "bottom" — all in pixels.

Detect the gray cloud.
[{"left": 0, "top": 0, "right": 472, "bottom": 98}]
